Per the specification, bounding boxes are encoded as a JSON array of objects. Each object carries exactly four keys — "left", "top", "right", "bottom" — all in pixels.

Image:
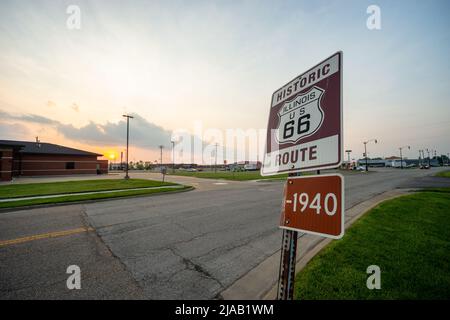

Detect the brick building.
[{"left": 0, "top": 140, "right": 108, "bottom": 181}]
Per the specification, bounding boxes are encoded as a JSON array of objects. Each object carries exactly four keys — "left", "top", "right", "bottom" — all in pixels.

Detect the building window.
[{"left": 66, "top": 162, "right": 75, "bottom": 169}]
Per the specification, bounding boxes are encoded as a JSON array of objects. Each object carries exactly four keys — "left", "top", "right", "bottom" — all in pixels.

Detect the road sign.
[
  {"left": 261, "top": 52, "right": 343, "bottom": 176},
  {"left": 280, "top": 174, "right": 344, "bottom": 239}
]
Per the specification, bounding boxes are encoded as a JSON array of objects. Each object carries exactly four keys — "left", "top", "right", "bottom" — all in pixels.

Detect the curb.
[
  {"left": 0, "top": 186, "right": 194, "bottom": 214},
  {"left": 220, "top": 188, "right": 414, "bottom": 300}
]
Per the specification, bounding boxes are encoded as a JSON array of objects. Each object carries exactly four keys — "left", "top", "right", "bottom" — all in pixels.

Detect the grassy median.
[
  {"left": 436, "top": 170, "right": 450, "bottom": 178},
  {"left": 0, "top": 179, "right": 189, "bottom": 209},
  {"left": 168, "top": 170, "right": 288, "bottom": 181},
  {"left": 294, "top": 188, "right": 450, "bottom": 299}
]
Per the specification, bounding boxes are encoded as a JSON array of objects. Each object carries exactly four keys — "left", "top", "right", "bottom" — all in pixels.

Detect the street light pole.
[
  {"left": 122, "top": 114, "right": 134, "bottom": 179},
  {"left": 159, "top": 145, "right": 163, "bottom": 167},
  {"left": 214, "top": 143, "right": 218, "bottom": 173},
  {"left": 159, "top": 145, "right": 165, "bottom": 181},
  {"left": 363, "top": 139, "right": 377, "bottom": 172},
  {"left": 171, "top": 140, "right": 175, "bottom": 174},
  {"left": 364, "top": 142, "right": 367, "bottom": 171},
  {"left": 399, "top": 145, "right": 410, "bottom": 169},
  {"left": 345, "top": 149, "right": 352, "bottom": 169}
]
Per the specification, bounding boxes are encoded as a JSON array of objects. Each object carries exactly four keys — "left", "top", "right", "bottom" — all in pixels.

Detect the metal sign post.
[
  {"left": 277, "top": 173, "right": 300, "bottom": 300},
  {"left": 277, "top": 228, "right": 298, "bottom": 300}
]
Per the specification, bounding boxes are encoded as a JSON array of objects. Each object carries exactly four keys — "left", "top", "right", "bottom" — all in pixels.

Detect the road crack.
[{"left": 168, "top": 247, "right": 225, "bottom": 289}]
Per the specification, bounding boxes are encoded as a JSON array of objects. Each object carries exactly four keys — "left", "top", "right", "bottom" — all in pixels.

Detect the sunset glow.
[{"left": 1, "top": 1, "right": 449, "bottom": 163}]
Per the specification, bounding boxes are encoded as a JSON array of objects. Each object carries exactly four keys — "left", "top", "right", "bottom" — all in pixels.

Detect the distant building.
[
  {"left": 243, "top": 161, "right": 261, "bottom": 171},
  {"left": 0, "top": 140, "right": 108, "bottom": 181},
  {"left": 110, "top": 163, "right": 124, "bottom": 171},
  {"left": 386, "top": 159, "right": 407, "bottom": 168},
  {"left": 405, "top": 159, "right": 420, "bottom": 166},
  {"left": 228, "top": 161, "right": 261, "bottom": 171},
  {"left": 421, "top": 158, "right": 440, "bottom": 167},
  {"left": 341, "top": 160, "right": 357, "bottom": 169},
  {"left": 385, "top": 156, "right": 401, "bottom": 161},
  {"left": 356, "top": 158, "right": 386, "bottom": 167},
  {"left": 355, "top": 156, "right": 424, "bottom": 169}
]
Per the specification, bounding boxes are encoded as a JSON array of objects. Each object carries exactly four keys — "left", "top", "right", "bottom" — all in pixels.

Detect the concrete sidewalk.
[{"left": 220, "top": 188, "right": 412, "bottom": 300}]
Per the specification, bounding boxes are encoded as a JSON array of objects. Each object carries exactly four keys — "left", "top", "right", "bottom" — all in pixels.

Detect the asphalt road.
[{"left": 1, "top": 167, "right": 449, "bottom": 299}]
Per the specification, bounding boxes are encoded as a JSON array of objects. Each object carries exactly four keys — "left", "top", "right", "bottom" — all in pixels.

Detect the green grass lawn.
[
  {"left": 294, "top": 188, "right": 450, "bottom": 299},
  {"left": 0, "top": 186, "right": 190, "bottom": 209},
  {"left": 0, "top": 179, "right": 175, "bottom": 199},
  {"left": 436, "top": 170, "right": 450, "bottom": 178},
  {"left": 0, "top": 179, "right": 189, "bottom": 209},
  {"left": 168, "top": 170, "right": 288, "bottom": 181}
]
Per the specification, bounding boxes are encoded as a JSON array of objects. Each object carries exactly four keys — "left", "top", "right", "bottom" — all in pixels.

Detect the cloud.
[
  {"left": 0, "top": 121, "right": 30, "bottom": 140},
  {"left": 0, "top": 110, "right": 172, "bottom": 149},
  {"left": 0, "top": 110, "right": 58, "bottom": 125},
  {"left": 71, "top": 103, "right": 79, "bottom": 112}
]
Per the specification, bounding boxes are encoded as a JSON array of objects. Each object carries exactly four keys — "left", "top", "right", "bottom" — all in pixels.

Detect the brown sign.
[
  {"left": 261, "top": 52, "right": 342, "bottom": 176},
  {"left": 280, "top": 174, "right": 344, "bottom": 239}
]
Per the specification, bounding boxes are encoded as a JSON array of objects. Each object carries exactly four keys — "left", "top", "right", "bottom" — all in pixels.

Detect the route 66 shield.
[{"left": 276, "top": 86, "right": 325, "bottom": 144}]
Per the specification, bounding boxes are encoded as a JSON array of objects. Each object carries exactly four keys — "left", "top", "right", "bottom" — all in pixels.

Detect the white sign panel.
[{"left": 261, "top": 52, "right": 343, "bottom": 176}]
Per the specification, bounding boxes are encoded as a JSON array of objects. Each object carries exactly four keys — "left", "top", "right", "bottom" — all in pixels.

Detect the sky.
[{"left": 0, "top": 0, "right": 449, "bottom": 163}]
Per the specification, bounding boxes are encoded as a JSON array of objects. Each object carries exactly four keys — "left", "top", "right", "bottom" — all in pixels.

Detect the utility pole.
[
  {"left": 159, "top": 145, "right": 165, "bottom": 181},
  {"left": 214, "top": 143, "right": 218, "bottom": 173},
  {"left": 171, "top": 140, "right": 175, "bottom": 174},
  {"left": 122, "top": 114, "right": 134, "bottom": 179},
  {"left": 345, "top": 149, "right": 352, "bottom": 169},
  {"left": 363, "top": 139, "right": 377, "bottom": 172},
  {"left": 426, "top": 148, "right": 431, "bottom": 166},
  {"left": 399, "top": 145, "right": 410, "bottom": 169},
  {"left": 159, "top": 145, "right": 163, "bottom": 167}
]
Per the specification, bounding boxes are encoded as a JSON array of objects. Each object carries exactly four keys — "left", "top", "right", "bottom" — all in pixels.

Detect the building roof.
[{"left": 0, "top": 140, "right": 102, "bottom": 156}]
